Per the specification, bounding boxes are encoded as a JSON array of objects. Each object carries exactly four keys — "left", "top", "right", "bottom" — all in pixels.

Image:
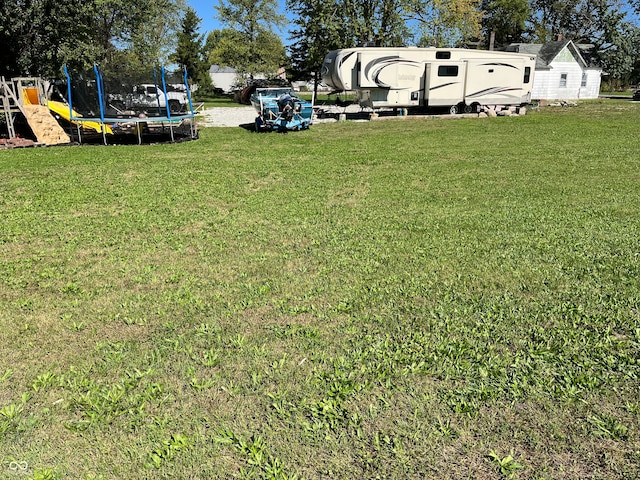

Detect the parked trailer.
[{"left": 321, "top": 47, "right": 536, "bottom": 113}]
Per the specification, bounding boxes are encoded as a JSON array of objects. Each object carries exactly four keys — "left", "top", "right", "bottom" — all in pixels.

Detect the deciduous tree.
[
  {"left": 0, "top": 0, "right": 184, "bottom": 79},
  {"left": 210, "top": 0, "right": 288, "bottom": 82},
  {"left": 286, "top": 0, "right": 412, "bottom": 94},
  {"left": 482, "top": 0, "right": 529, "bottom": 48},
  {"left": 409, "top": 0, "right": 483, "bottom": 47}
]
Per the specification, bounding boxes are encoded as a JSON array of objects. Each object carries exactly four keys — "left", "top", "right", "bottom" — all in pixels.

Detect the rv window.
[
  {"left": 438, "top": 65, "right": 459, "bottom": 77},
  {"left": 436, "top": 51, "right": 451, "bottom": 59},
  {"left": 524, "top": 67, "right": 531, "bottom": 83}
]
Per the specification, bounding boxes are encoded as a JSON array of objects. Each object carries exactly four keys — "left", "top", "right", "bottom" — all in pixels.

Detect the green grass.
[
  {"left": 1, "top": 99, "right": 639, "bottom": 479},
  {"left": 195, "top": 94, "right": 243, "bottom": 108}
]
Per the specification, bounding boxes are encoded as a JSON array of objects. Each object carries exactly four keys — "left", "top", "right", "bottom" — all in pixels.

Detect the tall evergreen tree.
[{"left": 172, "top": 7, "right": 213, "bottom": 93}]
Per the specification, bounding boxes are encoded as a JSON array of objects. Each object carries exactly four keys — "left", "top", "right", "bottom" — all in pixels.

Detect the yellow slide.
[{"left": 48, "top": 100, "right": 113, "bottom": 135}]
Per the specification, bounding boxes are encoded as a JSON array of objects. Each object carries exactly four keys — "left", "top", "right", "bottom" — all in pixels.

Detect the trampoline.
[{"left": 60, "top": 65, "right": 198, "bottom": 145}]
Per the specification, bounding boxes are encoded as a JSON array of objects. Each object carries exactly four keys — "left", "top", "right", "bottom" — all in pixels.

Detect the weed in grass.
[
  {"left": 0, "top": 401, "right": 26, "bottom": 435},
  {"left": 215, "top": 429, "right": 301, "bottom": 480},
  {"left": 488, "top": 450, "right": 524, "bottom": 479},
  {"left": 189, "top": 376, "right": 217, "bottom": 390},
  {"left": 0, "top": 369, "right": 12, "bottom": 382},
  {"left": 195, "top": 322, "right": 221, "bottom": 336},
  {"left": 434, "top": 418, "right": 459, "bottom": 439},
  {"left": 267, "top": 390, "right": 296, "bottom": 420},
  {"left": 145, "top": 433, "right": 191, "bottom": 469},
  {"left": 588, "top": 413, "right": 629, "bottom": 440},
  {"left": 63, "top": 368, "right": 163, "bottom": 430},
  {"left": 32, "top": 372, "right": 56, "bottom": 392},
  {"left": 230, "top": 333, "right": 247, "bottom": 349},
  {"left": 32, "top": 469, "right": 59, "bottom": 480},
  {"left": 0, "top": 402, "right": 24, "bottom": 420}
]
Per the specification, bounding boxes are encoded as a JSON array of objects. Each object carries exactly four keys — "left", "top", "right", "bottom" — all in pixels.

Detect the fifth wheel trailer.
[{"left": 321, "top": 47, "right": 536, "bottom": 113}]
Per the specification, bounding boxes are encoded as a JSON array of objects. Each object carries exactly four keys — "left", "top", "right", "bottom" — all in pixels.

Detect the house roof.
[
  {"left": 209, "top": 65, "right": 236, "bottom": 74},
  {"left": 505, "top": 40, "right": 599, "bottom": 70}
]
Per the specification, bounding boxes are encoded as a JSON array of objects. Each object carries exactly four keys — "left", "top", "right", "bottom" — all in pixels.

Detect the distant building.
[
  {"left": 209, "top": 66, "right": 287, "bottom": 94},
  {"left": 208, "top": 65, "right": 238, "bottom": 94},
  {"left": 506, "top": 39, "right": 602, "bottom": 101}
]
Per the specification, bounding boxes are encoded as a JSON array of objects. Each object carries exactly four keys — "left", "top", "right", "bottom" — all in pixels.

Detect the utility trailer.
[{"left": 321, "top": 47, "right": 536, "bottom": 113}]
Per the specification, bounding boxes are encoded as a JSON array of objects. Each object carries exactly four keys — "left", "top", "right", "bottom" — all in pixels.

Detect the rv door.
[{"left": 424, "top": 62, "right": 465, "bottom": 107}]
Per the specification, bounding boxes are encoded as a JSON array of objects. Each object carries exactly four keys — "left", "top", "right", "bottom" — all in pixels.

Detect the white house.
[
  {"left": 505, "top": 40, "right": 602, "bottom": 101},
  {"left": 209, "top": 65, "right": 238, "bottom": 93}
]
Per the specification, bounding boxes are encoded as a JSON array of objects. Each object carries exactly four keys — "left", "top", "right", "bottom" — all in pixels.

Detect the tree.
[
  {"left": 287, "top": 0, "right": 350, "bottom": 90},
  {"left": 409, "top": 0, "right": 483, "bottom": 47},
  {"left": 482, "top": 0, "right": 530, "bottom": 48},
  {"left": 339, "top": 0, "right": 411, "bottom": 46},
  {"left": 286, "top": 0, "right": 412, "bottom": 94},
  {"left": 172, "top": 7, "right": 213, "bottom": 94},
  {"left": 212, "top": 0, "right": 288, "bottom": 82},
  {"left": 0, "top": 0, "right": 100, "bottom": 78},
  {"left": 592, "top": 18, "right": 640, "bottom": 89},
  {"left": 0, "top": 0, "right": 184, "bottom": 79},
  {"left": 93, "top": 0, "right": 185, "bottom": 78},
  {"left": 527, "top": 0, "right": 627, "bottom": 43}
]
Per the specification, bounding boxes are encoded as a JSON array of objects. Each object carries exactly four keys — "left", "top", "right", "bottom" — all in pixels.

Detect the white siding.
[
  {"left": 533, "top": 57, "right": 601, "bottom": 100},
  {"left": 209, "top": 71, "right": 238, "bottom": 93},
  {"left": 581, "top": 69, "right": 602, "bottom": 99}
]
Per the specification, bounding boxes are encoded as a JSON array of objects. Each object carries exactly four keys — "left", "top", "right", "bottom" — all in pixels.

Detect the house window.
[
  {"left": 438, "top": 65, "right": 459, "bottom": 77},
  {"left": 581, "top": 73, "right": 587, "bottom": 87},
  {"left": 524, "top": 67, "right": 531, "bottom": 83},
  {"left": 559, "top": 73, "right": 567, "bottom": 88}
]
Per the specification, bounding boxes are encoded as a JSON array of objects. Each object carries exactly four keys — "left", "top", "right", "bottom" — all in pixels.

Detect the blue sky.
[
  {"left": 187, "top": 0, "right": 292, "bottom": 38},
  {"left": 187, "top": 0, "right": 640, "bottom": 43}
]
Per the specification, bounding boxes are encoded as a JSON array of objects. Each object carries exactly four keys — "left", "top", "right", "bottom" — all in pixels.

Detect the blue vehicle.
[{"left": 250, "top": 88, "right": 313, "bottom": 131}]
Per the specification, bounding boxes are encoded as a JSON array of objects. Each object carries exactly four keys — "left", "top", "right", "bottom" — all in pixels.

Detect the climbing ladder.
[{"left": 0, "top": 76, "right": 24, "bottom": 140}]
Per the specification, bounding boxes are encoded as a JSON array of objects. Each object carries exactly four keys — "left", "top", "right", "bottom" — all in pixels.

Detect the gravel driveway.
[
  {"left": 198, "top": 105, "right": 368, "bottom": 128},
  {"left": 199, "top": 107, "right": 258, "bottom": 127}
]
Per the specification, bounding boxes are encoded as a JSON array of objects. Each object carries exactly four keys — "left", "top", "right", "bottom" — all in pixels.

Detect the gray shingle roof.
[
  {"left": 209, "top": 65, "right": 236, "bottom": 74},
  {"left": 505, "top": 40, "right": 598, "bottom": 69}
]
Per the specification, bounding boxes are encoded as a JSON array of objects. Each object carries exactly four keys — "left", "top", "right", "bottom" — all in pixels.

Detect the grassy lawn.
[
  {"left": 1, "top": 100, "right": 639, "bottom": 479},
  {"left": 196, "top": 95, "right": 242, "bottom": 108}
]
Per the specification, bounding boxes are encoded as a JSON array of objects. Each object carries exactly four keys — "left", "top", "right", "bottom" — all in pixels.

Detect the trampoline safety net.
[{"left": 57, "top": 65, "right": 197, "bottom": 144}]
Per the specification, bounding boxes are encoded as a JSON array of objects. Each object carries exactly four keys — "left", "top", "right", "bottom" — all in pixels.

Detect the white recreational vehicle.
[{"left": 321, "top": 47, "right": 536, "bottom": 113}]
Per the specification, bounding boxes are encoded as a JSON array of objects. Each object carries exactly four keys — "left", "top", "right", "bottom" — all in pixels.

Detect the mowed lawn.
[{"left": 1, "top": 101, "right": 639, "bottom": 479}]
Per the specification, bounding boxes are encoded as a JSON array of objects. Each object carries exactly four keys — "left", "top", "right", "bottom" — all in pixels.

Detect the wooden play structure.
[{"left": 1, "top": 77, "right": 70, "bottom": 146}]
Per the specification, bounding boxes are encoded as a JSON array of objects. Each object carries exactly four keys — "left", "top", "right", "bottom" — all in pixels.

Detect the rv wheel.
[
  {"left": 463, "top": 103, "right": 473, "bottom": 114},
  {"left": 449, "top": 104, "right": 459, "bottom": 115}
]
